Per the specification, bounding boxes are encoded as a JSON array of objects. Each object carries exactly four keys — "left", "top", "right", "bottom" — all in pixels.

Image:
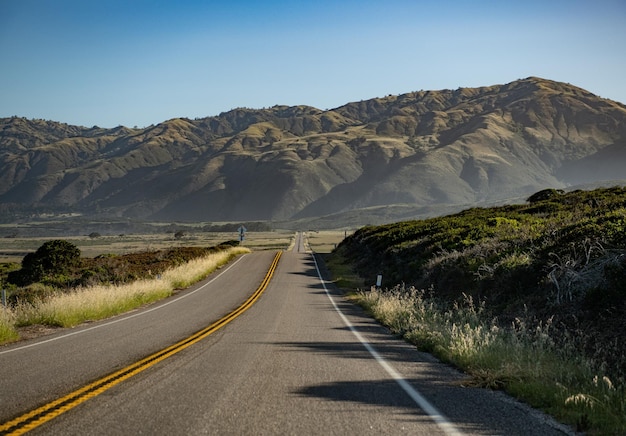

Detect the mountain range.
[{"left": 2, "top": 77, "right": 625, "bottom": 227}]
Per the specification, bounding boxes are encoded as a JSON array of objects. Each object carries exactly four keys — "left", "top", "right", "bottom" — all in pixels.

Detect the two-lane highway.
[
  {"left": 0, "top": 250, "right": 278, "bottom": 432},
  {"left": 1, "top": 233, "right": 572, "bottom": 435}
]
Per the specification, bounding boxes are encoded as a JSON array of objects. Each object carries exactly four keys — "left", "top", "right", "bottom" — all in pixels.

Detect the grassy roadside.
[
  {"left": 0, "top": 246, "right": 249, "bottom": 343},
  {"left": 321, "top": 244, "right": 626, "bottom": 434},
  {"left": 350, "top": 285, "right": 625, "bottom": 435},
  {"left": 320, "top": 188, "right": 626, "bottom": 435}
]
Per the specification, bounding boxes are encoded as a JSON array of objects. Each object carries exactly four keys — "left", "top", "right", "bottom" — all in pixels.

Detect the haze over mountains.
[{"left": 1, "top": 77, "right": 625, "bottom": 227}]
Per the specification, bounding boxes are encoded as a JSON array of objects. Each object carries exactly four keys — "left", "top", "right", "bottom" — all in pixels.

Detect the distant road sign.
[{"left": 238, "top": 225, "right": 247, "bottom": 241}]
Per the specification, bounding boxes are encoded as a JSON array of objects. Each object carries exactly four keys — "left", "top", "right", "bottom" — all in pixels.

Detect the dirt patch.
[{"left": 17, "top": 324, "right": 63, "bottom": 341}]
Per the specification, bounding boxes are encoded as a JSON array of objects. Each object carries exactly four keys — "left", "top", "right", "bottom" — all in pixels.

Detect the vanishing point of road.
[{"left": 0, "top": 232, "right": 572, "bottom": 435}]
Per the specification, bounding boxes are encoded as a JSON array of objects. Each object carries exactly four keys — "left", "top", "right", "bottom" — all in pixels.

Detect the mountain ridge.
[{"left": 1, "top": 77, "right": 625, "bottom": 226}]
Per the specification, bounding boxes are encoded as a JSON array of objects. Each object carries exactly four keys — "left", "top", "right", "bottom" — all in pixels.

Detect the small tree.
[
  {"left": 527, "top": 188, "right": 564, "bottom": 203},
  {"left": 8, "top": 240, "right": 81, "bottom": 286}
]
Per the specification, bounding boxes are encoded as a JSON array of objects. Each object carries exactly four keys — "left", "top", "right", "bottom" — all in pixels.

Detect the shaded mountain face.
[{"left": 1, "top": 77, "right": 625, "bottom": 224}]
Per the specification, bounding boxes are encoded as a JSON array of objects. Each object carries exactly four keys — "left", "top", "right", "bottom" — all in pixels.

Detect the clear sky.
[{"left": 1, "top": 0, "right": 624, "bottom": 128}]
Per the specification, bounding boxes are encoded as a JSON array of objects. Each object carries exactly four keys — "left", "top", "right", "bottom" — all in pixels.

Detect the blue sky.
[{"left": 1, "top": 0, "right": 624, "bottom": 128}]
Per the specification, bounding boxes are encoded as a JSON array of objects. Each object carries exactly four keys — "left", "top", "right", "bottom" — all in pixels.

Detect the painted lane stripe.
[
  {"left": 310, "top": 253, "right": 464, "bottom": 436},
  {"left": 0, "top": 251, "right": 282, "bottom": 436}
]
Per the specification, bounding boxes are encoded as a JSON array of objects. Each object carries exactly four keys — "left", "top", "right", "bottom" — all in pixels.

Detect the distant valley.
[{"left": 1, "top": 77, "right": 625, "bottom": 229}]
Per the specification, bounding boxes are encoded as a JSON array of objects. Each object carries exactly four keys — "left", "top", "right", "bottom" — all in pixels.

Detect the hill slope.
[
  {"left": 1, "top": 77, "right": 625, "bottom": 224},
  {"left": 332, "top": 187, "right": 626, "bottom": 380}
]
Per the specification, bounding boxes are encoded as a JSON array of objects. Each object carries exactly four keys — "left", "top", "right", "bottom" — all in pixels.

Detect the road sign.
[{"left": 238, "top": 225, "right": 247, "bottom": 242}]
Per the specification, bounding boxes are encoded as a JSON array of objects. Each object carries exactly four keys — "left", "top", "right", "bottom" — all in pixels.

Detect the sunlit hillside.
[{"left": 1, "top": 77, "right": 625, "bottom": 226}]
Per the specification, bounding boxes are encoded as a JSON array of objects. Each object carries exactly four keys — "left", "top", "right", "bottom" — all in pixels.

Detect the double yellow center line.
[{"left": 1, "top": 251, "right": 282, "bottom": 435}]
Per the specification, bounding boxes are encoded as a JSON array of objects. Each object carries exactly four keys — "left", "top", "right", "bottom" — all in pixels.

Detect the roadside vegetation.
[
  {"left": 0, "top": 240, "right": 249, "bottom": 342},
  {"left": 327, "top": 187, "right": 626, "bottom": 435}
]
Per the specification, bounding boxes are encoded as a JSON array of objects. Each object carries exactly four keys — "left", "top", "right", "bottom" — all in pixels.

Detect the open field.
[
  {"left": 304, "top": 230, "right": 353, "bottom": 254},
  {"left": 0, "top": 229, "right": 353, "bottom": 263},
  {"left": 0, "top": 230, "right": 297, "bottom": 263}
]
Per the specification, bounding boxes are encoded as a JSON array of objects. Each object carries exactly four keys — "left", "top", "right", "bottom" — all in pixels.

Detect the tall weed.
[{"left": 0, "top": 308, "right": 19, "bottom": 343}]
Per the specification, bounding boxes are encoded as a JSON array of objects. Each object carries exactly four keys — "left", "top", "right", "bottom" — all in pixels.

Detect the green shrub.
[
  {"left": 7, "top": 240, "right": 81, "bottom": 286},
  {"left": 8, "top": 283, "right": 56, "bottom": 306},
  {"left": 527, "top": 188, "right": 565, "bottom": 203},
  {"left": 218, "top": 240, "right": 240, "bottom": 248}
]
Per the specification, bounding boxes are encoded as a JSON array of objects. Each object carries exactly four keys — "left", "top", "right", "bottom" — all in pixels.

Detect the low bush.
[{"left": 8, "top": 240, "right": 81, "bottom": 286}]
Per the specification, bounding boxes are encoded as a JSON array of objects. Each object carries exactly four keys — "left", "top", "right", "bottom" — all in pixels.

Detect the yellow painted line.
[{"left": 0, "top": 251, "right": 282, "bottom": 436}]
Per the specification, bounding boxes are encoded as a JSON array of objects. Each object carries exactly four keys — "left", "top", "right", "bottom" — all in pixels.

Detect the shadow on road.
[{"left": 278, "top": 254, "right": 572, "bottom": 436}]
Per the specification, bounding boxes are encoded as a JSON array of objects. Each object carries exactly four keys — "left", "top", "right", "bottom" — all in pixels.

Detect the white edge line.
[
  {"left": 0, "top": 254, "right": 248, "bottom": 355},
  {"left": 310, "top": 252, "right": 464, "bottom": 436}
]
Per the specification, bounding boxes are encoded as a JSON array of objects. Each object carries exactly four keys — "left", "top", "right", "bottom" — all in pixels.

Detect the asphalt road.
[{"left": 0, "top": 233, "right": 573, "bottom": 435}]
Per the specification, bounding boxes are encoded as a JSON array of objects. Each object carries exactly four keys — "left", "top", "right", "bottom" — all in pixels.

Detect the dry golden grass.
[
  {"left": 305, "top": 230, "right": 352, "bottom": 253},
  {"left": 355, "top": 285, "right": 626, "bottom": 434},
  {"left": 0, "top": 309, "right": 18, "bottom": 342},
  {"left": 5, "top": 246, "right": 249, "bottom": 333}
]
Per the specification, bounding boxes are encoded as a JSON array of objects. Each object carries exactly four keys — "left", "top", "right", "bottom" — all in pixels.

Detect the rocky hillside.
[{"left": 1, "top": 77, "right": 625, "bottom": 224}]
